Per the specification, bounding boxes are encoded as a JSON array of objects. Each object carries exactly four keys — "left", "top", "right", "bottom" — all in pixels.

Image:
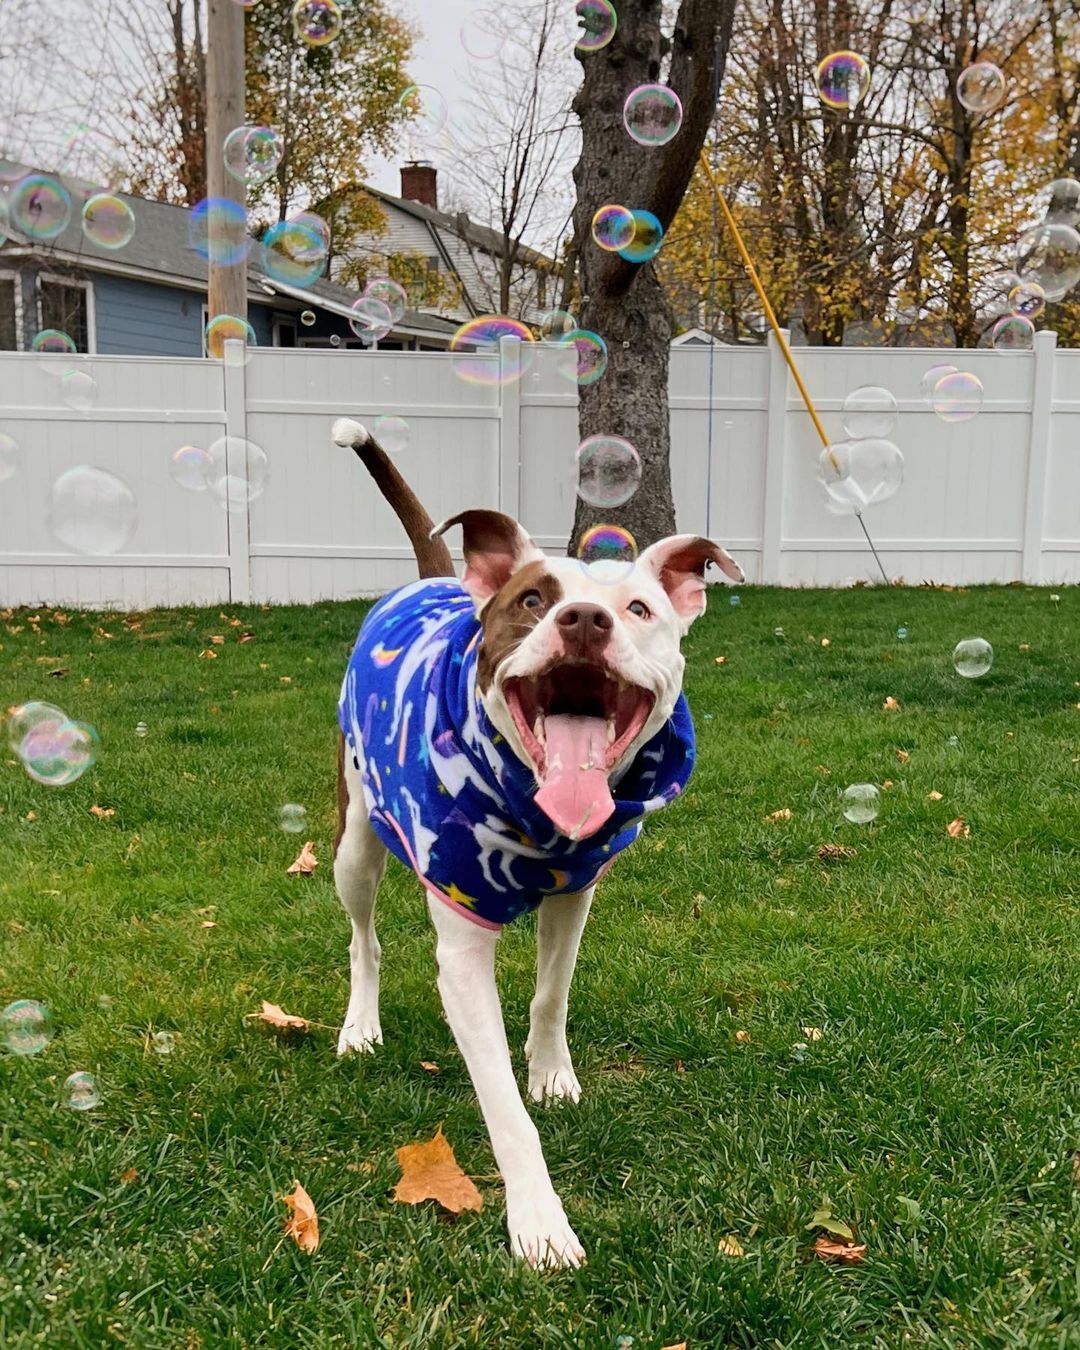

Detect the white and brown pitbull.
[{"left": 331, "top": 418, "right": 742, "bottom": 1268}]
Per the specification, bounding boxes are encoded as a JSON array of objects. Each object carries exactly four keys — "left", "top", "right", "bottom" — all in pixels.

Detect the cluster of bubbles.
[
  {"left": 223, "top": 125, "right": 284, "bottom": 189},
  {"left": 169, "top": 436, "right": 270, "bottom": 514},
  {"left": 8, "top": 701, "right": 99, "bottom": 787},
  {"left": 0, "top": 1003, "right": 101, "bottom": 1109},
  {"left": 815, "top": 49, "right": 1007, "bottom": 118},
  {"left": 817, "top": 386, "right": 903, "bottom": 515}
]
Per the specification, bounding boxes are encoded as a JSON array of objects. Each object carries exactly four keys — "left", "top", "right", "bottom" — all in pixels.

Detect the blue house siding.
[{"left": 94, "top": 274, "right": 203, "bottom": 357}]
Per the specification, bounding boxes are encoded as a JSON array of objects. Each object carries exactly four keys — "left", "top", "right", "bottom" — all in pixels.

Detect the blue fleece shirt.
[{"left": 338, "top": 578, "right": 695, "bottom": 928}]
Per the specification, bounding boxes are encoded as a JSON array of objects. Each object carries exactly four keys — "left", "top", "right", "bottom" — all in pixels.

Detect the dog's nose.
[{"left": 556, "top": 602, "right": 613, "bottom": 654}]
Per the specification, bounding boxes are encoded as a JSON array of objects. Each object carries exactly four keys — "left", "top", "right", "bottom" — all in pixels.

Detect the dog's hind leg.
[
  {"left": 335, "top": 736, "right": 388, "bottom": 1055},
  {"left": 525, "top": 888, "right": 593, "bottom": 1103}
]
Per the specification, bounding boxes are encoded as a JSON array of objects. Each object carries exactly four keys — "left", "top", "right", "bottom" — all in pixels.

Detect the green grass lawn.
[{"left": 0, "top": 585, "right": 1077, "bottom": 1348}]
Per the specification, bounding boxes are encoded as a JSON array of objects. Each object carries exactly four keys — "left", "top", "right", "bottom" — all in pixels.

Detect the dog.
[{"left": 331, "top": 417, "right": 743, "bottom": 1268}]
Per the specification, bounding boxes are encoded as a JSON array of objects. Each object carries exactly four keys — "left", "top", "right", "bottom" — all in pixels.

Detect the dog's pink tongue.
[{"left": 533, "top": 714, "right": 614, "bottom": 840}]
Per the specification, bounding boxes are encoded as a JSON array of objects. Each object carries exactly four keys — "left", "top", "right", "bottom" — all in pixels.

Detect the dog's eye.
[
  {"left": 627, "top": 600, "right": 651, "bottom": 619},
  {"left": 521, "top": 590, "right": 543, "bottom": 611}
]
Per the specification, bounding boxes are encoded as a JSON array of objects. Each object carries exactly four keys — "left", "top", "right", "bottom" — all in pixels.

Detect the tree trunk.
[{"left": 569, "top": 0, "right": 736, "bottom": 553}]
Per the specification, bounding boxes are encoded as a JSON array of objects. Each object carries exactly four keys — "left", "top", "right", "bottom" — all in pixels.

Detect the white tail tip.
[{"left": 332, "top": 417, "right": 371, "bottom": 449}]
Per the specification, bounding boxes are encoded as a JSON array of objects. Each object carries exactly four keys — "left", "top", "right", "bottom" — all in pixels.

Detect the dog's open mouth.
[{"left": 504, "top": 664, "right": 654, "bottom": 840}]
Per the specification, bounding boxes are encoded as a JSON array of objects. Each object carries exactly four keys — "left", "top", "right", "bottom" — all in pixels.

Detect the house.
[
  {"left": 0, "top": 164, "right": 459, "bottom": 358},
  {"left": 329, "top": 163, "right": 562, "bottom": 323}
]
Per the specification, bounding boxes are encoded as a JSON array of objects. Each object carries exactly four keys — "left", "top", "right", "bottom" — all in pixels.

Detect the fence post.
[
  {"left": 759, "top": 328, "right": 790, "bottom": 584},
  {"left": 222, "top": 339, "right": 251, "bottom": 603},
  {"left": 1021, "top": 328, "right": 1057, "bottom": 585},
  {"left": 498, "top": 335, "right": 523, "bottom": 519}
]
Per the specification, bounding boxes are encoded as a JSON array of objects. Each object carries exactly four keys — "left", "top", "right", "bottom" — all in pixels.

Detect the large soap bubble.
[
  {"left": 1016, "top": 222, "right": 1080, "bottom": 300},
  {"left": 841, "top": 386, "right": 898, "bottom": 439},
  {"left": 817, "top": 439, "right": 904, "bottom": 512},
  {"left": 956, "top": 62, "right": 1006, "bottom": 113}
]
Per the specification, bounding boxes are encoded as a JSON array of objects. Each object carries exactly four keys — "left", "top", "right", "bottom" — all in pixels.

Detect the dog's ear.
[
  {"left": 636, "top": 534, "right": 744, "bottom": 626},
  {"left": 432, "top": 510, "right": 545, "bottom": 605}
]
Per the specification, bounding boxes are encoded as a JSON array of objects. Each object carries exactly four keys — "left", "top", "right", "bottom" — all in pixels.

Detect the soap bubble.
[
  {"left": 537, "top": 308, "right": 576, "bottom": 340},
  {"left": 262, "top": 219, "right": 326, "bottom": 287},
  {"left": 729, "top": 594, "right": 741, "bottom": 607},
  {"left": 774, "top": 626, "right": 785, "bottom": 637},
  {"left": 1016, "top": 222, "right": 1080, "bottom": 300},
  {"left": 450, "top": 316, "right": 534, "bottom": 385},
  {"left": 591, "top": 204, "right": 635, "bottom": 252},
  {"left": 897, "top": 626, "right": 909, "bottom": 640},
  {"left": 300, "top": 310, "right": 316, "bottom": 327},
  {"left": 842, "top": 783, "right": 880, "bottom": 824},
  {"left": 816, "top": 51, "right": 871, "bottom": 111},
  {"left": 11, "top": 174, "right": 71, "bottom": 239},
  {"left": 576, "top": 523, "right": 637, "bottom": 582},
  {"left": 204, "top": 435, "right": 269, "bottom": 511},
  {"left": 920, "top": 363, "right": 957, "bottom": 401},
  {"left": 189, "top": 198, "right": 250, "bottom": 267},
  {"left": 373, "top": 414, "right": 410, "bottom": 453},
  {"left": 279, "top": 803, "right": 307, "bottom": 833},
  {"left": 62, "top": 1071, "right": 101, "bottom": 1111},
  {"left": 18, "top": 714, "right": 99, "bottom": 787},
  {"left": 31, "top": 329, "right": 77, "bottom": 356},
  {"left": 932, "top": 371, "right": 983, "bottom": 422},
  {"left": 991, "top": 315, "right": 1035, "bottom": 350},
  {"left": 576, "top": 434, "right": 641, "bottom": 508},
  {"left": 956, "top": 62, "right": 1006, "bottom": 113},
  {"left": 617, "top": 210, "right": 664, "bottom": 264},
  {"left": 292, "top": 0, "right": 342, "bottom": 46},
  {"left": 363, "top": 277, "right": 408, "bottom": 325},
  {"left": 287, "top": 210, "right": 330, "bottom": 260},
  {"left": 329, "top": 334, "right": 341, "bottom": 347},
  {"left": 223, "top": 125, "right": 284, "bottom": 188},
  {"left": 460, "top": 11, "right": 505, "bottom": 60},
  {"left": 60, "top": 369, "right": 98, "bottom": 412},
  {"left": 398, "top": 84, "right": 449, "bottom": 142},
  {"left": 1008, "top": 281, "right": 1045, "bottom": 319},
  {"left": 0, "top": 432, "right": 21, "bottom": 482},
  {"left": 1, "top": 1000, "right": 53, "bottom": 1055},
  {"left": 135, "top": 721, "right": 148, "bottom": 738},
  {"left": 623, "top": 84, "right": 683, "bottom": 147},
  {"left": 81, "top": 193, "right": 135, "bottom": 249},
  {"left": 50, "top": 467, "right": 137, "bottom": 554},
  {"left": 170, "top": 445, "right": 211, "bottom": 492},
  {"left": 575, "top": 0, "right": 617, "bottom": 52},
  {"left": 817, "top": 439, "right": 904, "bottom": 511},
  {"left": 1036, "top": 177, "right": 1080, "bottom": 227},
  {"left": 953, "top": 637, "right": 993, "bottom": 678},
  {"left": 7, "top": 702, "right": 67, "bottom": 752},
  {"left": 841, "top": 385, "right": 898, "bottom": 438},
  {"left": 151, "top": 1031, "right": 175, "bottom": 1055},
  {"left": 349, "top": 295, "right": 393, "bottom": 344},
  {"left": 557, "top": 329, "right": 608, "bottom": 386},
  {"left": 205, "top": 314, "right": 256, "bottom": 362}
]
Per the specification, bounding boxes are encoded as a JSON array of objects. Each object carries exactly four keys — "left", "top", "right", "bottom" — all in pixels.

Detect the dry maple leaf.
[
  {"left": 718, "top": 1235, "right": 745, "bottom": 1257},
  {"left": 820, "top": 637, "right": 830, "bottom": 648},
  {"left": 881, "top": 780, "right": 894, "bottom": 790},
  {"left": 279, "top": 676, "right": 293, "bottom": 685},
  {"left": 287, "top": 841, "right": 318, "bottom": 875},
  {"left": 200, "top": 920, "right": 216, "bottom": 929},
  {"left": 816, "top": 844, "right": 856, "bottom": 861},
  {"left": 734, "top": 1029, "right": 751, "bottom": 1044},
  {"left": 282, "top": 1181, "right": 320, "bottom": 1253},
  {"left": 393, "top": 1125, "right": 483, "bottom": 1214},
  {"left": 814, "top": 1236, "right": 867, "bottom": 1265},
  {"left": 210, "top": 635, "right": 225, "bottom": 645},
  {"left": 239, "top": 633, "right": 256, "bottom": 644},
  {"left": 255, "top": 1001, "right": 311, "bottom": 1032},
  {"left": 90, "top": 805, "right": 115, "bottom": 819},
  {"left": 198, "top": 648, "right": 218, "bottom": 660},
  {"left": 896, "top": 749, "right": 911, "bottom": 764},
  {"left": 947, "top": 817, "right": 971, "bottom": 839},
  {"left": 882, "top": 696, "right": 900, "bottom": 711},
  {"left": 713, "top": 655, "right": 727, "bottom": 665},
  {"left": 801, "top": 1026, "right": 824, "bottom": 1042},
  {"left": 927, "top": 790, "right": 944, "bottom": 801},
  {"left": 419, "top": 1061, "right": 440, "bottom": 1073},
  {"left": 662, "top": 1344, "right": 688, "bottom": 1350},
  {"left": 766, "top": 808, "right": 793, "bottom": 822},
  {"left": 119, "top": 1168, "right": 139, "bottom": 1184}
]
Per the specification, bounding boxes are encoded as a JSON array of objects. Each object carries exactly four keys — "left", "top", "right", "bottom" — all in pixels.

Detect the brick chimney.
[{"left": 400, "top": 161, "right": 438, "bottom": 209}]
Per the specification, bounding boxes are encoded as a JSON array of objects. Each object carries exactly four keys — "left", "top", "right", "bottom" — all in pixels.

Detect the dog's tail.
[{"left": 331, "top": 418, "right": 454, "bottom": 581}]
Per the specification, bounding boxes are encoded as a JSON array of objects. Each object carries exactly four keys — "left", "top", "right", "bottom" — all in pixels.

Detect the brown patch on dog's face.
[{"left": 476, "top": 560, "right": 563, "bottom": 693}]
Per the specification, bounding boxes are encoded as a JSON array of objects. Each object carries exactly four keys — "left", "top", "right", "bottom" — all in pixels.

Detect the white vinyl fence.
[{"left": 0, "top": 331, "right": 1077, "bottom": 609}]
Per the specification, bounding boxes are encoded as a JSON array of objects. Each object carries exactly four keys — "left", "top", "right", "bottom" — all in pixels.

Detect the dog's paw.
[
  {"left": 507, "top": 1189, "right": 585, "bottom": 1269},
  {"left": 336, "top": 1021, "right": 382, "bottom": 1056},
  {"left": 527, "top": 1059, "right": 582, "bottom": 1104},
  {"left": 331, "top": 417, "right": 370, "bottom": 450}
]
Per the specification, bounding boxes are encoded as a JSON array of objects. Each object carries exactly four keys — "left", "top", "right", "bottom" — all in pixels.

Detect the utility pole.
[{"left": 206, "top": 0, "right": 247, "bottom": 325}]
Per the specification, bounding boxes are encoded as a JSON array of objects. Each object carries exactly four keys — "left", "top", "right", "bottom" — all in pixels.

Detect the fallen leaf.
[
  {"left": 1019, "top": 643, "right": 1030, "bottom": 652},
  {"left": 255, "top": 1001, "right": 312, "bottom": 1031},
  {"left": 713, "top": 655, "right": 727, "bottom": 665},
  {"left": 816, "top": 844, "right": 856, "bottom": 861},
  {"left": 896, "top": 749, "right": 910, "bottom": 764},
  {"left": 1072, "top": 1151, "right": 1080, "bottom": 1186},
  {"left": 24, "top": 811, "right": 37, "bottom": 821},
  {"left": 282, "top": 1181, "right": 320, "bottom": 1253},
  {"left": 927, "top": 790, "right": 944, "bottom": 801},
  {"left": 279, "top": 676, "right": 292, "bottom": 685},
  {"left": 814, "top": 1236, "right": 866, "bottom": 1264},
  {"left": 198, "top": 648, "right": 218, "bottom": 660},
  {"left": 734, "top": 1030, "right": 751, "bottom": 1044},
  {"left": 766, "top": 808, "right": 792, "bottom": 822},
  {"left": 210, "top": 635, "right": 225, "bottom": 645},
  {"left": 801, "top": 1026, "right": 824, "bottom": 1042},
  {"left": 882, "top": 696, "right": 900, "bottom": 711},
  {"left": 419, "top": 1060, "right": 440, "bottom": 1073},
  {"left": 89, "top": 805, "right": 115, "bottom": 819},
  {"left": 200, "top": 920, "right": 217, "bottom": 929},
  {"left": 820, "top": 637, "right": 830, "bottom": 648},
  {"left": 718, "top": 1235, "right": 745, "bottom": 1258},
  {"left": 392, "top": 1125, "right": 483, "bottom": 1214},
  {"left": 287, "top": 841, "right": 318, "bottom": 874},
  {"left": 347, "top": 1160, "right": 376, "bottom": 1174},
  {"left": 881, "top": 779, "right": 894, "bottom": 790},
  {"left": 662, "top": 1344, "right": 688, "bottom": 1350},
  {"left": 946, "top": 817, "right": 971, "bottom": 839},
  {"left": 239, "top": 633, "right": 256, "bottom": 644},
  {"left": 48, "top": 667, "right": 68, "bottom": 677},
  {"left": 119, "top": 1168, "right": 139, "bottom": 1184}
]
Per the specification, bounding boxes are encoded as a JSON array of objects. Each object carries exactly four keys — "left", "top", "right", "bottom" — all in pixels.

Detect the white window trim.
[
  {"left": 0, "top": 268, "right": 24, "bottom": 351},
  {"left": 36, "top": 270, "right": 96, "bottom": 353}
]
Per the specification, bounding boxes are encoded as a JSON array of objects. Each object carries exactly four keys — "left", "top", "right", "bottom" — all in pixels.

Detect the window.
[
  {"left": 37, "top": 273, "right": 92, "bottom": 351},
  {"left": 0, "top": 272, "right": 19, "bottom": 350},
  {"left": 273, "top": 316, "right": 297, "bottom": 348}
]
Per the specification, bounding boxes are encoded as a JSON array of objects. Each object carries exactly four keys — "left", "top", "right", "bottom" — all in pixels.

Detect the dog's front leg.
[
  {"left": 525, "top": 887, "right": 593, "bottom": 1103},
  {"left": 426, "top": 895, "right": 585, "bottom": 1269}
]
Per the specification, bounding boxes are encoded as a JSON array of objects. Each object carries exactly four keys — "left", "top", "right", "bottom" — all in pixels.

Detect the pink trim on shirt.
[{"left": 373, "top": 809, "right": 503, "bottom": 932}]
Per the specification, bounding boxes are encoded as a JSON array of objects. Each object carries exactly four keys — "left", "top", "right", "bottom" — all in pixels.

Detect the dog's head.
[{"left": 434, "top": 510, "right": 743, "bottom": 840}]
